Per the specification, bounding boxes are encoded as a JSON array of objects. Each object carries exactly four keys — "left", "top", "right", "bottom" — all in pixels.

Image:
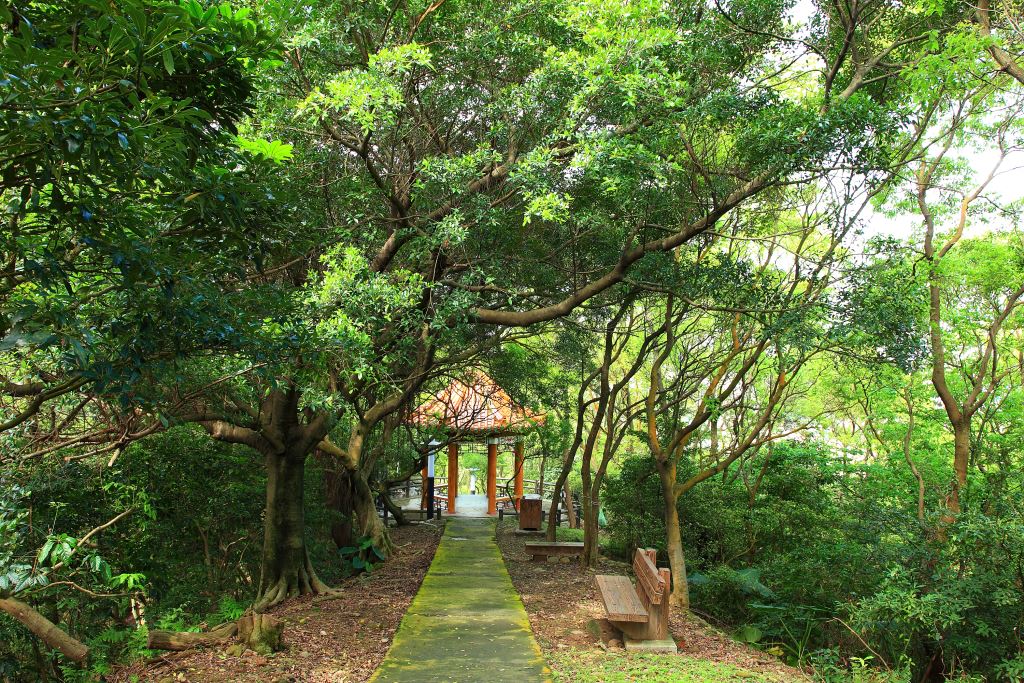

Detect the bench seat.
[
  {"left": 595, "top": 574, "right": 648, "bottom": 622},
  {"left": 524, "top": 541, "right": 584, "bottom": 561}
]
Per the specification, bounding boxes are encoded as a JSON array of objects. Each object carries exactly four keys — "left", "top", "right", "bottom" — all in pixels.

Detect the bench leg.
[{"left": 610, "top": 620, "right": 650, "bottom": 641}]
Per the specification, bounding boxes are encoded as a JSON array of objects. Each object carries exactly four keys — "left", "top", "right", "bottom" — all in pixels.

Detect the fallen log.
[
  {"left": 146, "top": 621, "right": 237, "bottom": 651},
  {"left": 0, "top": 597, "right": 90, "bottom": 664}
]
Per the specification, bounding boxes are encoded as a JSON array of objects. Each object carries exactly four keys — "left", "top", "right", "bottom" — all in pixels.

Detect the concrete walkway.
[
  {"left": 450, "top": 493, "right": 490, "bottom": 517},
  {"left": 370, "top": 518, "right": 549, "bottom": 682}
]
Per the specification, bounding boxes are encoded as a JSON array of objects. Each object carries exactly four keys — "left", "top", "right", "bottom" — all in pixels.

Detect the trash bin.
[{"left": 520, "top": 495, "right": 542, "bottom": 530}]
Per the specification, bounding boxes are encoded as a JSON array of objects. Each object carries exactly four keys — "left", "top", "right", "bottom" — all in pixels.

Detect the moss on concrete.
[{"left": 370, "top": 518, "right": 550, "bottom": 682}]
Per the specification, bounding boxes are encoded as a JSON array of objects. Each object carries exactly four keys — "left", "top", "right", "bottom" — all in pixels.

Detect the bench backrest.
[{"left": 633, "top": 548, "right": 668, "bottom": 605}]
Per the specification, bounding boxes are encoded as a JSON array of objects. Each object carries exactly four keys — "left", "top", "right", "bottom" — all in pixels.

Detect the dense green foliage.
[
  {"left": 2, "top": 0, "right": 1023, "bottom": 680},
  {"left": 604, "top": 444, "right": 1024, "bottom": 679},
  {"left": 0, "top": 426, "right": 336, "bottom": 678}
]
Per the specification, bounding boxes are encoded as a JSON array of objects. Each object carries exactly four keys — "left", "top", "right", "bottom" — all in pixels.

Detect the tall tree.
[{"left": 909, "top": 90, "right": 1024, "bottom": 519}]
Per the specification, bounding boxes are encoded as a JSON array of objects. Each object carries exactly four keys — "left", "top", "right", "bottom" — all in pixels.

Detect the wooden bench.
[
  {"left": 524, "top": 541, "right": 584, "bottom": 561},
  {"left": 595, "top": 548, "right": 674, "bottom": 651}
]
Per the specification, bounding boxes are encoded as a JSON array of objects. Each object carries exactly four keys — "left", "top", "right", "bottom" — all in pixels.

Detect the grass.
[
  {"left": 553, "top": 527, "right": 629, "bottom": 559},
  {"left": 555, "top": 527, "right": 585, "bottom": 542},
  {"left": 547, "top": 648, "right": 789, "bottom": 683}
]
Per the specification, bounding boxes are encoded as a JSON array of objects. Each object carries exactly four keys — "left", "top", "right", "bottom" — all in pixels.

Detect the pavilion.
[{"left": 408, "top": 371, "right": 543, "bottom": 515}]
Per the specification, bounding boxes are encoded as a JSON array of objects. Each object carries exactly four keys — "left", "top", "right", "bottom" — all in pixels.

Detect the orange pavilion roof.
[{"left": 408, "top": 371, "right": 544, "bottom": 436}]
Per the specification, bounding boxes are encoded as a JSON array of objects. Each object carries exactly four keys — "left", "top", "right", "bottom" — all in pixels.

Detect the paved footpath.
[{"left": 370, "top": 517, "right": 550, "bottom": 682}]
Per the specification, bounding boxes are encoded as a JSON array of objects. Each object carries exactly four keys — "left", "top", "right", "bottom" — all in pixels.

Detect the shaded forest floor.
[
  {"left": 113, "top": 522, "right": 443, "bottom": 683},
  {"left": 495, "top": 520, "right": 808, "bottom": 682},
  {"left": 110, "top": 519, "right": 807, "bottom": 682}
]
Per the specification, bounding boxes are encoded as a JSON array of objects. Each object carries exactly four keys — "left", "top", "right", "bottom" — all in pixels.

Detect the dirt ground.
[
  {"left": 494, "top": 520, "right": 808, "bottom": 681},
  {"left": 112, "top": 522, "right": 443, "bottom": 683}
]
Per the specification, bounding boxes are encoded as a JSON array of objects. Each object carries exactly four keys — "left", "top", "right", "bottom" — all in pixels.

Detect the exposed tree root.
[
  {"left": 148, "top": 614, "right": 285, "bottom": 655},
  {"left": 147, "top": 621, "right": 237, "bottom": 651},
  {"left": 310, "top": 590, "right": 347, "bottom": 606},
  {"left": 253, "top": 552, "right": 331, "bottom": 612}
]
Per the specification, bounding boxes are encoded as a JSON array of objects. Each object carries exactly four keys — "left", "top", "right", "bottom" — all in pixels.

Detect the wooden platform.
[{"left": 523, "top": 541, "right": 583, "bottom": 561}]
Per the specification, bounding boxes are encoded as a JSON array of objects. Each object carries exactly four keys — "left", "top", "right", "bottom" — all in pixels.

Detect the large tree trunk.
[
  {"left": 0, "top": 597, "right": 89, "bottom": 664},
  {"left": 350, "top": 465, "right": 392, "bottom": 555},
  {"left": 255, "top": 451, "right": 329, "bottom": 610},
  {"left": 657, "top": 464, "right": 689, "bottom": 609},
  {"left": 321, "top": 452, "right": 355, "bottom": 549}
]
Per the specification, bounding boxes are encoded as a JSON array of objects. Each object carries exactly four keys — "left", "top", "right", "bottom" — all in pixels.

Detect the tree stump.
[{"left": 237, "top": 613, "right": 284, "bottom": 655}]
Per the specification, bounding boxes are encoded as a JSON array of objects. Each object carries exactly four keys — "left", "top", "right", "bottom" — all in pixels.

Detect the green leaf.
[
  {"left": 162, "top": 49, "right": 175, "bottom": 75},
  {"left": 69, "top": 338, "right": 88, "bottom": 363},
  {"left": 14, "top": 574, "right": 33, "bottom": 594},
  {"left": 0, "top": 332, "right": 55, "bottom": 351},
  {"left": 37, "top": 539, "right": 55, "bottom": 565}
]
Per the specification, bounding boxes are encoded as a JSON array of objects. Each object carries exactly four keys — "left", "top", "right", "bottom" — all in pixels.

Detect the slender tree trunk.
[
  {"left": 537, "top": 452, "right": 547, "bottom": 494},
  {"left": 582, "top": 473, "right": 602, "bottom": 566},
  {"left": 657, "top": 462, "right": 689, "bottom": 609},
  {"left": 580, "top": 440, "right": 596, "bottom": 563},
  {"left": 900, "top": 391, "right": 926, "bottom": 523},
  {"left": 946, "top": 421, "right": 970, "bottom": 517},
  {"left": 255, "top": 451, "right": 329, "bottom": 610},
  {"left": 564, "top": 480, "right": 577, "bottom": 528},
  {"left": 380, "top": 486, "right": 407, "bottom": 526},
  {"left": 545, "top": 451, "right": 576, "bottom": 540},
  {"left": 583, "top": 456, "right": 614, "bottom": 567}
]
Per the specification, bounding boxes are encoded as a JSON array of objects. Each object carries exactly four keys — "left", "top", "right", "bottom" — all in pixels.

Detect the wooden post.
[
  {"left": 448, "top": 442, "right": 458, "bottom": 513},
  {"left": 487, "top": 438, "right": 498, "bottom": 516},
  {"left": 514, "top": 440, "right": 524, "bottom": 511}
]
